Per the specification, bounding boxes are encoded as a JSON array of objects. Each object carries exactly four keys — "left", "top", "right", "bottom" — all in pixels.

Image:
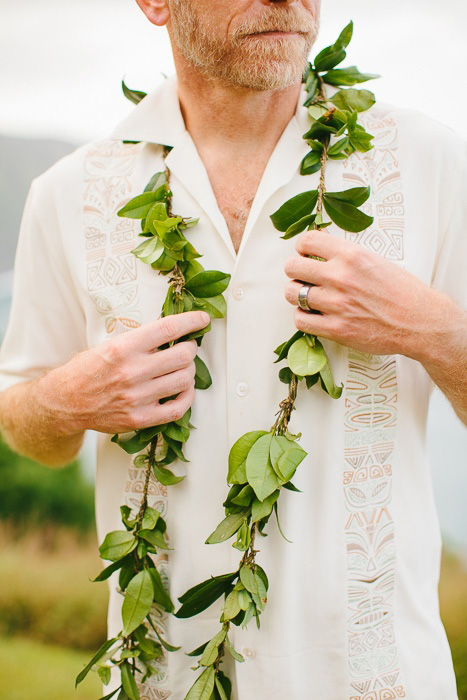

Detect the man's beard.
[{"left": 167, "top": 1, "right": 320, "bottom": 91}]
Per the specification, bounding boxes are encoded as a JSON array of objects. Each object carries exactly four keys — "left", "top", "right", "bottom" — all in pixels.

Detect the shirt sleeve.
[
  {"left": 0, "top": 176, "right": 87, "bottom": 392},
  {"left": 430, "top": 140, "right": 467, "bottom": 309}
]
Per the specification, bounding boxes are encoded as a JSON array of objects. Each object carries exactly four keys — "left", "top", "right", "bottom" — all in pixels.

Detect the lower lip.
[{"left": 249, "top": 31, "right": 302, "bottom": 38}]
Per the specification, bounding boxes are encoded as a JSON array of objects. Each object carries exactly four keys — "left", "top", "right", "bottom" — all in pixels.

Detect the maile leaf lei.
[{"left": 76, "top": 20, "right": 378, "bottom": 699}]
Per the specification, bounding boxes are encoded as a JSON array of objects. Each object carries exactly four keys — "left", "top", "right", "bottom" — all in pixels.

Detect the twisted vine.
[
  {"left": 75, "top": 20, "right": 379, "bottom": 700},
  {"left": 175, "top": 21, "right": 380, "bottom": 699}
]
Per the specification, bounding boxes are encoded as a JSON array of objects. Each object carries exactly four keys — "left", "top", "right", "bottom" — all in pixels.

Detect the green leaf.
[
  {"left": 314, "top": 21, "right": 353, "bottom": 72},
  {"left": 222, "top": 591, "right": 242, "bottom": 621},
  {"left": 75, "top": 637, "right": 118, "bottom": 687},
  {"left": 146, "top": 615, "right": 180, "bottom": 650},
  {"left": 99, "top": 531, "right": 137, "bottom": 562},
  {"left": 111, "top": 431, "right": 151, "bottom": 454},
  {"left": 176, "top": 572, "right": 238, "bottom": 618},
  {"left": 122, "top": 79, "right": 147, "bottom": 105},
  {"left": 228, "top": 430, "right": 268, "bottom": 485},
  {"left": 194, "top": 355, "right": 212, "bottom": 390},
  {"left": 232, "top": 520, "right": 251, "bottom": 552},
  {"left": 239, "top": 565, "right": 258, "bottom": 595},
  {"left": 122, "top": 570, "right": 154, "bottom": 636},
  {"left": 164, "top": 421, "right": 190, "bottom": 443},
  {"left": 245, "top": 433, "right": 281, "bottom": 502},
  {"left": 273, "top": 502, "right": 292, "bottom": 543},
  {"left": 148, "top": 567, "right": 174, "bottom": 612},
  {"left": 141, "top": 507, "right": 161, "bottom": 531},
  {"left": 98, "top": 689, "right": 121, "bottom": 700},
  {"left": 325, "top": 186, "right": 371, "bottom": 207},
  {"left": 143, "top": 172, "right": 166, "bottom": 193},
  {"left": 121, "top": 662, "right": 140, "bottom": 700},
  {"left": 276, "top": 445, "right": 307, "bottom": 482},
  {"left": 185, "top": 271, "right": 231, "bottom": 297},
  {"left": 270, "top": 190, "right": 318, "bottom": 232},
  {"left": 231, "top": 484, "right": 255, "bottom": 507},
  {"left": 205, "top": 511, "right": 248, "bottom": 545},
  {"left": 139, "top": 528, "right": 171, "bottom": 551},
  {"left": 319, "top": 359, "right": 343, "bottom": 399},
  {"left": 278, "top": 367, "right": 294, "bottom": 385},
  {"left": 91, "top": 557, "right": 128, "bottom": 583},
  {"left": 225, "top": 636, "right": 245, "bottom": 663},
  {"left": 283, "top": 481, "right": 302, "bottom": 493},
  {"left": 281, "top": 214, "right": 316, "bottom": 240},
  {"left": 216, "top": 671, "right": 232, "bottom": 700},
  {"left": 118, "top": 192, "right": 157, "bottom": 219},
  {"left": 187, "top": 641, "right": 210, "bottom": 657},
  {"left": 300, "top": 150, "right": 322, "bottom": 176},
  {"left": 330, "top": 88, "right": 375, "bottom": 113},
  {"left": 273, "top": 330, "right": 304, "bottom": 363},
  {"left": 287, "top": 337, "right": 327, "bottom": 376},
  {"left": 197, "top": 294, "right": 227, "bottom": 319},
  {"left": 200, "top": 628, "right": 227, "bottom": 666},
  {"left": 185, "top": 667, "right": 216, "bottom": 700},
  {"left": 215, "top": 677, "right": 229, "bottom": 700},
  {"left": 153, "top": 462, "right": 185, "bottom": 486},
  {"left": 251, "top": 490, "right": 280, "bottom": 523},
  {"left": 323, "top": 66, "right": 380, "bottom": 87},
  {"left": 98, "top": 666, "right": 111, "bottom": 686},
  {"left": 322, "top": 194, "right": 373, "bottom": 233}
]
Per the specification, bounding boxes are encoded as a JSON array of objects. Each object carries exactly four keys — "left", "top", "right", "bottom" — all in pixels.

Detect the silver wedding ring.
[
  {"left": 298, "top": 283, "right": 320, "bottom": 314},
  {"left": 298, "top": 283, "right": 313, "bottom": 311}
]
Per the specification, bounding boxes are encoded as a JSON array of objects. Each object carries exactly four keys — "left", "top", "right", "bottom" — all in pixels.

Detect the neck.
[{"left": 173, "top": 46, "right": 302, "bottom": 159}]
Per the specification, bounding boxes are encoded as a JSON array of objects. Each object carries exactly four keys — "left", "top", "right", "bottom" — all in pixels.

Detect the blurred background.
[{"left": 0, "top": 0, "right": 466, "bottom": 698}]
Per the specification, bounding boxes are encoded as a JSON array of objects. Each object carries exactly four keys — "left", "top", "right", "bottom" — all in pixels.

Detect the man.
[{"left": 0, "top": 0, "right": 466, "bottom": 698}]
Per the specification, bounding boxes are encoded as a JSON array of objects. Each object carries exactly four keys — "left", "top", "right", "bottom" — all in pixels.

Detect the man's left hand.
[{"left": 284, "top": 229, "right": 452, "bottom": 359}]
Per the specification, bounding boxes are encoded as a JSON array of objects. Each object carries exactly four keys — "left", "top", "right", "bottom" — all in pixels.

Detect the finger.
[
  {"left": 134, "top": 385, "right": 196, "bottom": 429},
  {"left": 285, "top": 280, "right": 339, "bottom": 314},
  {"left": 293, "top": 307, "right": 339, "bottom": 341},
  {"left": 140, "top": 340, "right": 198, "bottom": 381},
  {"left": 143, "top": 364, "right": 196, "bottom": 404},
  {"left": 284, "top": 254, "right": 329, "bottom": 285},
  {"left": 125, "top": 311, "right": 211, "bottom": 353},
  {"left": 295, "top": 229, "right": 354, "bottom": 260}
]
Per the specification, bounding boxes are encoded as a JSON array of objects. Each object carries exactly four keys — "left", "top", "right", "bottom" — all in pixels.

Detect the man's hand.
[
  {"left": 0, "top": 310, "right": 211, "bottom": 466},
  {"left": 41, "top": 310, "right": 211, "bottom": 435},
  {"left": 284, "top": 229, "right": 467, "bottom": 425},
  {"left": 284, "top": 230, "right": 454, "bottom": 359}
]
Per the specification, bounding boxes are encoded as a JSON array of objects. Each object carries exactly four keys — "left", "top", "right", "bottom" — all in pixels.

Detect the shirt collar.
[{"left": 110, "top": 72, "right": 312, "bottom": 147}]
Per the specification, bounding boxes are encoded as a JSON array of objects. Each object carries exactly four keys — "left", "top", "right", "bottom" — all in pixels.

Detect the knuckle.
[
  {"left": 173, "top": 369, "right": 192, "bottom": 393},
  {"left": 284, "top": 257, "right": 298, "bottom": 277},
  {"left": 100, "top": 341, "right": 123, "bottom": 367},
  {"left": 177, "top": 344, "right": 195, "bottom": 366},
  {"left": 165, "top": 400, "right": 186, "bottom": 423},
  {"left": 160, "top": 315, "right": 179, "bottom": 340},
  {"left": 295, "top": 231, "right": 312, "bottom": 253}
]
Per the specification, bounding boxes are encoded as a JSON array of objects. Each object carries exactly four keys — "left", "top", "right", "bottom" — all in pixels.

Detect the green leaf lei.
[{"left": 76, "top": 21, "right": 379, "bottom": 699}]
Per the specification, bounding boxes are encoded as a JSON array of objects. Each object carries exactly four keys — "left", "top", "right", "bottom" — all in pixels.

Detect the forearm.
[
  {"left": 0, "top": 369, "right": 85, "bottom": 468},
  {"left": 410, "top": 296, "right": 467, "bottom": 425}
]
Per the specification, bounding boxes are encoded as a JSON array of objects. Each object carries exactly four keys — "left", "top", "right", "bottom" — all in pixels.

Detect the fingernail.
[{"left": 200, "top": 311, "right": 210, "bottom": 324}]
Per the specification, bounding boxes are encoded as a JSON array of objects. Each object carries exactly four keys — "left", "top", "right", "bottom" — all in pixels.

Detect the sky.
[
  {"left": 1, "top": 0, "right": 467, "bottom": 142},
  {"left": 1, "top": 0, "right": 466, "bottom": 548}
]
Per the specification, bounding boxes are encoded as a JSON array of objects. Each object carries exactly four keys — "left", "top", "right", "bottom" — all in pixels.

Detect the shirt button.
[
  {"left": 232, "top": 285, "right": 245, "bottom": 300},
  {"left": 235, "top": 382, "right": 249, "bottom": 397},
  {"left": 242, "top": 647, "right": 256, "bottom": 660}
]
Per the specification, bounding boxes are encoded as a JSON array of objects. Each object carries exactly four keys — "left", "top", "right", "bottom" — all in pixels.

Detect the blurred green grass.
[{"left": 0, "top": 636, "right": 102, "bottom": 700}]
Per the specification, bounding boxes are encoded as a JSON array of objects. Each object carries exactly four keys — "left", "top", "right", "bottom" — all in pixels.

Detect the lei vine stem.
[{"left": 176, "top": 20, "right": 380, "bottom": 699}]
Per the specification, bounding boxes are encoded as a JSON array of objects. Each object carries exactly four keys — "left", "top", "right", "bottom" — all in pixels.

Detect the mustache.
[{"left": 233, "top": 8, "right": 319, "bottom": 38}]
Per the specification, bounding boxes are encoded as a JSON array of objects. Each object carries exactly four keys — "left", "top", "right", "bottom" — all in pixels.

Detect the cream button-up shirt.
[{"left": 0, "top": 75, "right": 465, "bottom": 700}]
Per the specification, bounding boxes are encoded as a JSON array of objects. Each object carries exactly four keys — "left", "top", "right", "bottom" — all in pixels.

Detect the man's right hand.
[{"left": 38, "top": 310, "right": 211, "bottom": 436}]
